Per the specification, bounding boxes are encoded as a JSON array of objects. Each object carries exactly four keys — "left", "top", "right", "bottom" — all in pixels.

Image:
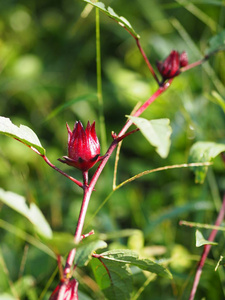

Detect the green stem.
[{"left": 96, "top": 7, "right": 107, "bottom": 153}]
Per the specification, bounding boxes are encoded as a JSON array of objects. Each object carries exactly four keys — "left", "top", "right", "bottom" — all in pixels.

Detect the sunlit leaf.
[
  {"left": 195, "top": 230, "right": 218, "bottom": 247},
  {"left": 0, "top": 188, "right": 52, "bottom": 238},
  {"left": 100, "top": 249, "right": 172, "bottom": 279},
  {"left": 188, "top": 141, "right": 225, "bottom": 183},
  {"left": 207, "top": 29, "right": 225, "bottom": 53},
  {"left": 128, "top": 116, "right": 172, "bottom": 158},
  {"left": 75, "top": 240, "right": 107, "bottom": 267},
  {"left": 0, "top": 116, "right": 45, "bottom": 155},
  {"left": 82, "top": 0, "right": 140, "bottom": 39}
]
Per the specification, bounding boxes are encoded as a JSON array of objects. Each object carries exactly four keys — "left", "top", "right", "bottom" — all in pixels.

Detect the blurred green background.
[{"left": 0, "top": 0, "right": 225, "bottom": 299}]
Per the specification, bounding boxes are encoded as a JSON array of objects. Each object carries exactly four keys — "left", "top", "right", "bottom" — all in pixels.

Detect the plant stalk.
[{"left": 189, "top": 192, "right": 225, "bottom": 300}]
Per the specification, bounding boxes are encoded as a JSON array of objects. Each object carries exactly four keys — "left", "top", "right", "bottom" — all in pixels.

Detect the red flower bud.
[
  {"left": 179, "top": 51, "right": 188, "bottom": 67},
  {"left": 49, "top": 279, "right": 78, "bottom": 300},
  {"left": 59, "top": 121, "right": 101, "bottom": 172},
  {"left": 157, "top": 50, "right": 188, "bottom": 81}
]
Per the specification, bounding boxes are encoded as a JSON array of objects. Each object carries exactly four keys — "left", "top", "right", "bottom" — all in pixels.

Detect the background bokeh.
[{"left": 0, "top": 0, "right": 225, "bottom": 299}]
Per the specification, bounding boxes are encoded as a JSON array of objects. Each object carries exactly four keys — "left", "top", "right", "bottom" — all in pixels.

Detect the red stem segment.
[
  {"left": 42, "top": 155, "right": 83, "bottom": 188},
  {"left": 189, "top": 192, "right": 225, "bottom": 300},
  {"left": 135, "top": 38, "right": 160, "bottom": 85}
]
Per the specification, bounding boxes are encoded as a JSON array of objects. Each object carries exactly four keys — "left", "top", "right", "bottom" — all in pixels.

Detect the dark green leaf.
[
  {"left": 0, "top": 188, "right": 52, "bottom": 238},
  {"left": 75, "top": 240, "right": 107, "bottom": 267},
  {"left": 195, "top": 230, "right": 218, "bottom": 247},
  {"left": 188, "top": 141, "right": 225, "bottom": 183},
  {"left": 207, "top": 29, "right": 225, "bottom": 53},
  {"left": 128, "top": 116, "right": 172, "bottom": 158},
  {"left": 0, "top": 116, "right": 45, "bottom": 155},
  {"left": 100, "top": 249, "right": 172, "bottom": 279},
  {"left": 91, "top": 258, "right": 132, "bottom": 300},
  {"left": 82, "top": 0, "right": 140, "bottom": 39}
]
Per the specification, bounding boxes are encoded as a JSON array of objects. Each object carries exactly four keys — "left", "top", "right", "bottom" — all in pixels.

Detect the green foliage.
[
  {"left": 91, "top": 258, "right": 132, "bottom": 300},
  {"left": 195, "top": 230, "right": 218, "bottom": 247},
  {"left": 0, "top": 188, "right": 52, "bottom": 238},
  {"left": 128, "top": 116, "right": 172, "bottom": 158},
  {"left": 0, "top": 117, "right": 45, "bottom": 155},
  {"left": 82, "top": 0, "right": 140, "bottom": 39},
  {"left": 75, "top": 240, "right": 107, "bottom": 267},
  {"left": 207, "top": 29, "right": 225, "bottom": 53},
  {"left": 0, "top": 0, "right": 224, "bottom": 299},
  {"left": 91, "top": 249, "right": 171, "bottom": 299},
  {"left": 188, "top": 142, "right": 225, "bottom": 183}
]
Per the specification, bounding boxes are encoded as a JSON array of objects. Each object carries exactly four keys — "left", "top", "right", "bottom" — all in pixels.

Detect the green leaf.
[
  {"left": 128, "top": 116, "right": 172, "bottom": 158},
  {"left": 210, "top": 91, "right": 225, "bottom": 113},
  {"left": 82, "top": 0, "right": 140, "bottom": 39},
  {"left": 0, "top": 188, "right": 52, "bottom": 238},
  {"left": 78, "top": 290, "right": 94, "bottom": 300},
  {"left": 91, "top": 249, "right": 172, "bottom": 299},
  {"left": 207, "top": 29, "right": 225, "bottom": 53},
  {"left": 42, "top": 232, "right": 78, "bottom": 256},
  {"left": 99, "top": 249, "right": 172, "bottom": 279},
  {"left": 188, "top": 141, "right": 225, "bottom": 183},
  {"left": 195, "top": 230, "right": 218, "bottom": 247},
  {"left": 91, "top": 258, "right": 132, "bottom": 300},
  {"left": 75, "top": 240, "right": 107, "bottom": 267},
  {"left": 46, "top": 93, "right": 97, "bottom": 121},
  {"left": 0, "top": 116, "right": 45, "bottom": 155}
]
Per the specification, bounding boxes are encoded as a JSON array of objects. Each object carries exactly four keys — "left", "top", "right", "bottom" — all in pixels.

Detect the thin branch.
[
  {"left": 189, "top": 192, "right": 225, "bottom": 300},
  {"left": 135, "top": 38, "right": 160, "bottom": 85},
  {"left": 42, "top": 155, "right": 83, "bottom": 188}
]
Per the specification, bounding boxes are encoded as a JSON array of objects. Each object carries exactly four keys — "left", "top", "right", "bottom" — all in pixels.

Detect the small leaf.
[
  {"left": 0, "top": 116, "right": 45, "bottom": 155},
  {"left": 195, "top": 230, "right": 218, "bottom": 247},
  {"left": 128, "top": 116, "right": 172, "bottom": 158},
  {"left": 0, "top": 188, "right": 52, "bottom": 238},
  {"left": 100, "top": 249, "right": 172, "bottom": 279},
  {"left": 82, "top": 0, "right": 140, "bottom": 39},
  {"left": 207, "top": 29, "right": 225, "bottom": 53},
  {"left": 188, "top": 141, "right": 225, "bottom": 183},
  {"left": 91, "top": 258, "right": 132, "bottom": 300},
  {"left": 75, "top": 240, "right": 107, "bottom": 267}
]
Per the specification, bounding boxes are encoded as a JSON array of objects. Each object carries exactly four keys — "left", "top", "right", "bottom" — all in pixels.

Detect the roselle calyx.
[
  {"left": 157, "top": 50, "right": 188, "bottom": 81},
  {"left": 49, "top": 279, "right": 78, "bottom": 300},
  {"left": 59, "top": 121, "right": 102, "bottom": 172}
]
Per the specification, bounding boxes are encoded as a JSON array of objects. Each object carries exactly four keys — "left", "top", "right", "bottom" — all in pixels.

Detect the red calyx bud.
[
  {"left": 50, "top": 279, "right": 78, "bottom": 300},
  {"left": 59, "top": 121, "right": 101, "bottom": 172},
  {"left": 157, "top": 50, "right": 188, "bottom": 81},
  {"left": 179, "top": 51, "right": 188, "bottom": 67}
]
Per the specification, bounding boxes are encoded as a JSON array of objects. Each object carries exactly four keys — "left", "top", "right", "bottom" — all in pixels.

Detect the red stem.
[
  {"left": 42, "top": 155, "right": 83, "bottom": 188},
  {"left": 135, "top": 38, "right": 160, "bottom": 85},
  {"left": 189, "top": 192, "right": 225, "bottom": 300}
]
